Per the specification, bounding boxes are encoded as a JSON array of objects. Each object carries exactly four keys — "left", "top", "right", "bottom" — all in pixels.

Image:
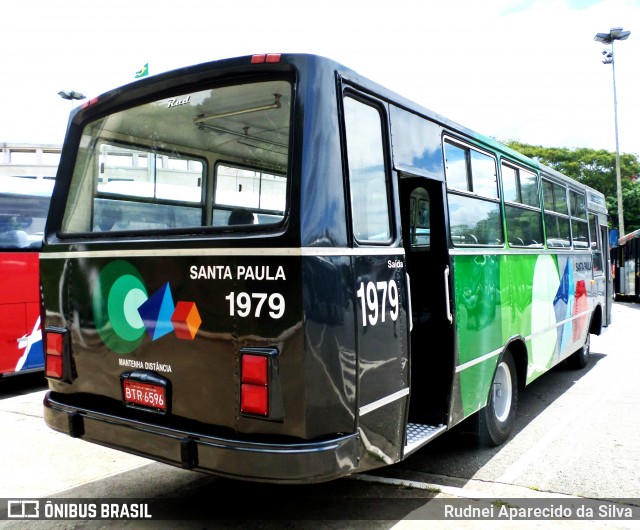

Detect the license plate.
[{"left": 123, "top": 379, "right": 166, "bottom": 412}]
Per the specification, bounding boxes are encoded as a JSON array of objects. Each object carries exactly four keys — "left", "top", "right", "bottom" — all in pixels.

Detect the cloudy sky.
[{"left": 1, "top": 0, "right": 638, "bottom": 155}]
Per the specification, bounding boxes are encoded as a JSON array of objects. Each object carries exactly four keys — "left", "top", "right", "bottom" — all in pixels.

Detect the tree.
[
  {"left": 503, "top": 141, "right": 640, "bottom": 232},
  {"left": 621, "top": 183, "right": 640, "bottom": 233}
]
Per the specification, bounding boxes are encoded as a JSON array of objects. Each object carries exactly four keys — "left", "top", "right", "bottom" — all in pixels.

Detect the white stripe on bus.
[
  {"left": 359, "top": 388, "right": 410, "bottom": 417},
  {"left": 40, "top": 247, "right": 406, "bottom": 259},
  {"left": 455, "top": 307, "right": 594, "bottom": 374}
]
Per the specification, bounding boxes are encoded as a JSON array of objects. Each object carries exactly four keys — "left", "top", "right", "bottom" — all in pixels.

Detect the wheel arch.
[
  {"left": 589, "top": 304, "right": 603, "bottom": 336},
  {"left": 502, "top": 336, "right": 527, "bottom": 391}
]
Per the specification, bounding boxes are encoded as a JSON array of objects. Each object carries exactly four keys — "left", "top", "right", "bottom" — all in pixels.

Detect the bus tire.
[
  {"left": 479, "top": 351, "right": 518, "bottom": 446},
  {"left": 568, "top": 333, "right": 590, "bottom": 370}
]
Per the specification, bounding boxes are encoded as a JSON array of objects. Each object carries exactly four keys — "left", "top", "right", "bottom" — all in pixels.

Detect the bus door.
[
  {"left": 400, "top": 175, "right": 454, "bottom": 427},
  {"left": 601, "top": 224, "right": 613, "bottom": 324},
  {"left": 343, "top": 93, "right": 411, "bottom": 466},
  {"left": 590, "top": 213, "right": 613, "bottom": 327}
]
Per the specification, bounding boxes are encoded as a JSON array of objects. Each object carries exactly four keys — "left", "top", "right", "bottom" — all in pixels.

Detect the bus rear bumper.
[{"left": 43, "top": 391, "right": 359, "bottom": 484}]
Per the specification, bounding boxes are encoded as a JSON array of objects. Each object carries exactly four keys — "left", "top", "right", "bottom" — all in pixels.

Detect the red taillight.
[
  {"left": 241, "top": 354, "right": 268, "bottom": 385},
  {"left": 47, "top": 332, "right": 63, "bottom": 355},
  {"left": 45, "top": 330, "right": 65, "bottom": 379},
  {"left": 250, "top": 53, "right": 281, "bottom": 64},
  {"left": 241, "top": 384, "right": 268, "bottom": 415},
  {"left": 240, "top": 353, "right": 268, "bottom": 415},
  {"left": 46, "top": 355, "right": 63, "bottom": 379}
]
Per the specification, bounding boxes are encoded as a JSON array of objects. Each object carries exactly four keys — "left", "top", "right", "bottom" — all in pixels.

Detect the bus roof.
[
  {"left": 0, "top": 175, "right": 55, "bottom": 197},
  {"left": 69, "top": 53, "right": 604, "bottom": 204}
]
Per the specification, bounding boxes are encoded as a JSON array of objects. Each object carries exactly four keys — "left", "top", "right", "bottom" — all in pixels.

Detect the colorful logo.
[
  {"left": 15, "top": 316, "right": 44, "bottom": 371},
  {"left": 93, "top": 260, "right": 201, "bottom": 354}
]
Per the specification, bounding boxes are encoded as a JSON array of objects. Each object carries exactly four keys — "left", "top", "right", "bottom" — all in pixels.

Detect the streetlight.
[
  {"left": 58, "top": 90, "right": 86, "bottom": 110},
  {"left": 594, "top": 27, "right": 630, "bottom": 237},
  {"left": 58, "top": 90, "right": 85, "bottom": 101}
]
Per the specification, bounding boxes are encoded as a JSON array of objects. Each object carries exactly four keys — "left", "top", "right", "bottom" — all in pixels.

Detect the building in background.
[{"left": 0, "top": 143, "right": 61, "bottom": 180}]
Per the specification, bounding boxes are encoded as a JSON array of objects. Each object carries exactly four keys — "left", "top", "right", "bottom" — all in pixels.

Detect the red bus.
[{"left": 0, "top": 176, "right": 53, "bottom": 377}]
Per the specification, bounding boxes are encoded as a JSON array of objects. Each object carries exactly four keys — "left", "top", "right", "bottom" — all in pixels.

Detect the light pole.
[
  {"left": 58, "top": 90, "right": 86, "bottom": 109},
  {"left": 594, "top": 27, "right": 630, "bottom": 237}
]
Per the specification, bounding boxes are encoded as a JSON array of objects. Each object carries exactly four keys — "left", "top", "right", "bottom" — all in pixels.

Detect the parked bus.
[
  {"left": 611, "top": 228, "right": 640, "bottom": 301},
  {"left": 0, "top": 176, "right": 53, "bottom": 377},
  {"left": 41, "top": 53, "right": 612, "bottom": 484}
]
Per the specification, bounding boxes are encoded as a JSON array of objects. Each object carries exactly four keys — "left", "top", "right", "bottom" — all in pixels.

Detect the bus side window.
[
  {"left": 228, "top": 208, "right": 256, "bottom": 225},
  {"left": 570, "top": 190, "right": 589, "bottom": 249},
  {"left": 343, "top": 96, "right": 391, "bottom": 243},
  {"left": 542, "top": 178, "right": 571, "bottom": 248},
  {"left": 444, "top": 139, "right": 503, "bottom": 247},
  {"left": 213, "top": 163, "right": 286, "bottom": 227},
  {"left": 409, "top": 188, "right": 430, "bottom": 249},
  {"left": 590, "top": 213, "right": 603, "bottom": 274},
  {"left": 502, "top": 163, "right": 543, "bottom": 247},
  {"left": 94, "top": 202, "right": 123, "bottom": 231}
]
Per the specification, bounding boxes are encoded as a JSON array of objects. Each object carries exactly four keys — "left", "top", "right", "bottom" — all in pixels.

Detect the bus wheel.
[
  {"left": 568, "top": 333, "right": 590, "bottom": 370},
  {"left": 479, "top": 351, "right": 518, "bottom": 446}
]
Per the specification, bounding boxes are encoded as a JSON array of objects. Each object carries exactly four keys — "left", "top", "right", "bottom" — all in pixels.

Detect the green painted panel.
[
  {"left": 453, "top": 252, "right": 570, "bottom": 416},
  {"left": 454, "top": 254, "right": 504, "bottom": 366},
  {"left": 459, "top": 358, "right": 498, "bottom": 417}
]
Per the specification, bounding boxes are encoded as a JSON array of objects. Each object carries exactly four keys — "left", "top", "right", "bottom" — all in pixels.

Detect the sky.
[{"left": 1, "top": 0, "right": 638, "bottom": 155}]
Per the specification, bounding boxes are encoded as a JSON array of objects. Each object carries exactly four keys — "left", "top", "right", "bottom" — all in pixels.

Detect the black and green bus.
[{"left": 41, "top": 53, "right": 612, "bottom": 484}]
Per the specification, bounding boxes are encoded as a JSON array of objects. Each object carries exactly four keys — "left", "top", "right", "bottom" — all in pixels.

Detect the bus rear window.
[{"left": 61, "top": 79, "right": 291, "bottom": 234}]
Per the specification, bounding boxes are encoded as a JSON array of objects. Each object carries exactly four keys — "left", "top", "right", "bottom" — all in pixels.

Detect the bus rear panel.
[{"left": 42, "top": 55, "right": 413, "bottom": 483}]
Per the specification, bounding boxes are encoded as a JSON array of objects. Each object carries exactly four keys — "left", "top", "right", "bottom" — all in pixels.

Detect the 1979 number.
[
  {"left": 225, "top": 292, "right": 285, "bottom": 319},
  {"left": 356, "top": 280, "right": 399, "bottom": 327}
]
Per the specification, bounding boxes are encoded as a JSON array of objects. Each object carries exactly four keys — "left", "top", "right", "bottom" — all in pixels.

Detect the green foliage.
[
  {"left": 622, "top": 184, "right": 640, "bottom": 233},
  {"left": 504, "top": 140, "right": 640, "bottom": 232}
]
